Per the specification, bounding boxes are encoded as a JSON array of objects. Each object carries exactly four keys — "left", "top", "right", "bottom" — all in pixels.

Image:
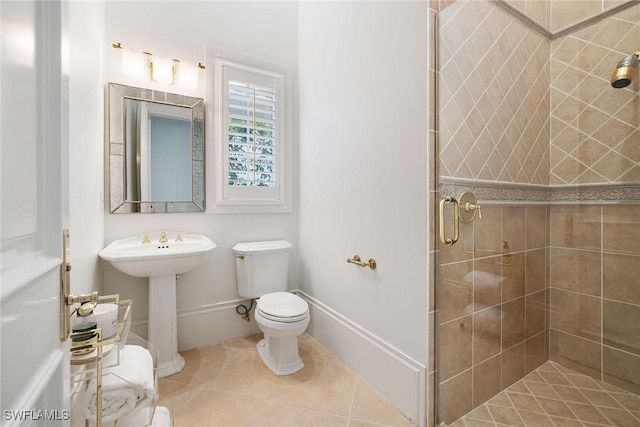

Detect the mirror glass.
[{"left": 108, "top": 83, "right": 204, "bottom": 213}]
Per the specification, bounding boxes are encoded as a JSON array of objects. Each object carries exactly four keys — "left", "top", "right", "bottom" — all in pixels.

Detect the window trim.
[{"left": 208, "top": 53, "right": 292, "bottom": 213}]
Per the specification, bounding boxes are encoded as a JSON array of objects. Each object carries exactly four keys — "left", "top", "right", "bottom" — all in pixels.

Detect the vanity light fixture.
[{"left": 112, "top": 42, "right": 205, "bottom": 89}]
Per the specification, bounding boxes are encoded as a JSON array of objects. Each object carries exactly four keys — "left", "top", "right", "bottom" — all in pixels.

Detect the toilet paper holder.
[{"left": 347, "top": 255, "right": 377, "bottom": 270}]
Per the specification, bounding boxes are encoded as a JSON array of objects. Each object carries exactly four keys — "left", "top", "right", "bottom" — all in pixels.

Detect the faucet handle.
[
  {"left": 465, "top": 202, "right": 482, "bottom": 220},
  {"left": 141, "top": 233, "right": 151, "bottom": 244},
  {"left": 175, "top": 232, "right": 183, "bottom": 242}
]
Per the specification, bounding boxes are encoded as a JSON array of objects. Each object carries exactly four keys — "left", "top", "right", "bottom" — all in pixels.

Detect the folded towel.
[
  {"left": 83, "top": 345, "right": 155, "bottom": 422},
  {"left": 116, "top": 405, "right": 170, "bottom": 427}
]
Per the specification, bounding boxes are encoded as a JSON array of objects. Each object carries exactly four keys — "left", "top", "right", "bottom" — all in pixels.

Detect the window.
[
  {"left": 227, "top": 80, "right": 276, "bottom": 189},
  {"left": 211, "top": 57, "right": 291, "bottom": 212}
]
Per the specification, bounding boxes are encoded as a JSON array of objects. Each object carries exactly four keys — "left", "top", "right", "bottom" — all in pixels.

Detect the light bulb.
[
  {"left": 178, "top": 62, "right": 199, "bottom": 89},
  {"left": 121, "top": 49, "right": 149, "bottom": 79},
  {"left": 151, "top": 56, "right": 176, "bottom": 84}
]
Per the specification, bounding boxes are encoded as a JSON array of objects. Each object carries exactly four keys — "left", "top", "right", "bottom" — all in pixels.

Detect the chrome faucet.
[{"left": 159, "top": 232, "right": 168, "bottom": 243}]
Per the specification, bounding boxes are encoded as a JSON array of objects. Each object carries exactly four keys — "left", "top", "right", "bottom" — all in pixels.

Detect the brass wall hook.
[{"left": 347, "top": 255, "right": 377, "bottom": 270}]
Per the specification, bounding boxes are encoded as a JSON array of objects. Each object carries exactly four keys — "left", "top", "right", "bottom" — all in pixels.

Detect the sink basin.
[
  {"left": 99, "top": 231, "right": 216, "bottom": 277},
  {"left": 99, "top": 231, "right": 216, "bottom": 377}
]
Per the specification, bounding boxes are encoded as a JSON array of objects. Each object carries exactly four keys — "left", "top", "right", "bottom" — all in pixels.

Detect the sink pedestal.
[{"left": 148, "top": 275, "right": 185, "bottom": 378}]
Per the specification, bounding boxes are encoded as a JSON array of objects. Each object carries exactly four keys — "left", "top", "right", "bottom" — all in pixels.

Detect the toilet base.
[{"left": 257, "top": 337, "right": 304, "bottom": 375}]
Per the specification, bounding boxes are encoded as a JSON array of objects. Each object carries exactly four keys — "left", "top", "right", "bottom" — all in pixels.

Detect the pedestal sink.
[{"left": 99, "top": 231, "right": 216, "bottom": 377}]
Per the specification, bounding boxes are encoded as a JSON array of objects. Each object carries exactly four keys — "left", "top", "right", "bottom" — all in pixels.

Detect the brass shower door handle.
[{"left": 439, "top": 196, "right": 459, "bottom": 246}]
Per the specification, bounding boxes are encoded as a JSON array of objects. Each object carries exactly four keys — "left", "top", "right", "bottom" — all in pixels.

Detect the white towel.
[
  {"left": 116, "top": 405, "right": 171, "bottom": 427},
  {"left": 83, "top": 345, "right": 155, "bottom": 422}
]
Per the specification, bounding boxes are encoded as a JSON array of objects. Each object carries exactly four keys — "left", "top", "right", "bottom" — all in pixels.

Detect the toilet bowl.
[{"left": 254, "top": 292, "right": 309, "bottom": 375}]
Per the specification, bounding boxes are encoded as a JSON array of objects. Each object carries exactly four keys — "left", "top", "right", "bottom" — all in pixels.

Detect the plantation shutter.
[{"left": 222, "top": 65, "right": 281, "bottom": 201}]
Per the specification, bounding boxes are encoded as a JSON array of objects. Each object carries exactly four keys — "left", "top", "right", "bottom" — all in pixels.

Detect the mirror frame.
[{"left": 108, "top": 83, "right": 205, "bottom": 213}]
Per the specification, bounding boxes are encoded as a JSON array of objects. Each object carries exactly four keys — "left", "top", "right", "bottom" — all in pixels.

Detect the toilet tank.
[{"left": 232, "top": 240, "right": 292, "bottom": 299}]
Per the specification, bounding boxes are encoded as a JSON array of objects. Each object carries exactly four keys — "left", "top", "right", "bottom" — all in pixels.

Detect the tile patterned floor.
[
  {"left": 158, "top": 333, "right": 414, "bottom": 427},
  {"left": 449, "top": 361, "right": 640, "bottom": 427}
]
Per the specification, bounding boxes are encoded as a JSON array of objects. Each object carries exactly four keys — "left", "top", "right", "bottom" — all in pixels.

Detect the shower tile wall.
[
  {"left": 503, "top": 0, "right": 549, "bottom": 30},
  {"left": 502, "top": 0, "right": 635, "bottom": 33},
  {"left": 547, "top": 2, "right": 640, "bottom": 397},
  {"left": 435, "top": 0, "right": 639, "bottom": 425},
  {"left": 549, "top": 205, "right": 640, "bottom": 396},
  {"left": 550, "top": 4, "right": 640, "bottom": 185},
  {"left": 549, "top": 0, "right": 638, "bottom": 32},
  {"left": 437, "top": 206, "right": 550, "bottom": 424},
  {"left": 438, "top": 0, "right": 550, "bottom": 185}
]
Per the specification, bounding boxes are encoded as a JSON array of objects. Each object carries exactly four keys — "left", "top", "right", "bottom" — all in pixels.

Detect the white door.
[{"left": 1, "top": 0, "right": 70, "bottom": 425}]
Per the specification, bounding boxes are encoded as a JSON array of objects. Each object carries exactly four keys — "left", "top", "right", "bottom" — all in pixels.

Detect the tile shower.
[
  {"left": 434, "top": 0, "right": 640, "bottom": 425},
  {"left": 550, "top": 205, "right": 640, "bottom": 395}
]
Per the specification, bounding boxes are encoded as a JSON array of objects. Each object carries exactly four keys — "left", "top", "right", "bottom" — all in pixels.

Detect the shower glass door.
[{"left": 435, "top": 0, "right": 640, "bottom": 424}]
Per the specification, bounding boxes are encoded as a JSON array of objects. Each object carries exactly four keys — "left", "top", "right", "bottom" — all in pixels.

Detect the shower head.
[{"left": 611, "top": 52, "right": 639, "bottom": 89}]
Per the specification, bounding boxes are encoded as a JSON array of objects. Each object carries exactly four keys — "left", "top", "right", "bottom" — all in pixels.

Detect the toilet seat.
[
  {"left": 257, "top": 292, "right": 309, "bottom": 323},
  {"left": 257, "top": 309, "right": 309, "bottom": 323}
]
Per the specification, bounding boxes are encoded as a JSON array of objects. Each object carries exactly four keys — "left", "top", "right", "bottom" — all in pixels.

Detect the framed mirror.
[{"left": 108, "top": 83, "right": 205, "bottom": 213}]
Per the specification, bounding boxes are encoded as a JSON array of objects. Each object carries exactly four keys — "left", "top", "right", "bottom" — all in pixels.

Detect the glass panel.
[{"left": 436, "top": 1, "right": 639, "bottom": 424}]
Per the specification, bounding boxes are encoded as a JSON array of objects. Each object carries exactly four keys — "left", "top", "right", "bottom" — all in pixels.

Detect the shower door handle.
[{"left": 439, "top": 196, "right": 459, "bottom": 246}]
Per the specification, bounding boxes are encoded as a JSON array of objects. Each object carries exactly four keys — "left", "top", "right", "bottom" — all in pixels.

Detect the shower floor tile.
[
  {"left": 449, "top": 361, "right": 640, "bottom": 427},
  {"left": 159, "top": 333, "right": 414, "bottom": 427}
]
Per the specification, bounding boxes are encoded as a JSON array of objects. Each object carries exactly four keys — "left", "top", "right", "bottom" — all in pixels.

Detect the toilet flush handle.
[{"left": 236, "top": 253, "right": 245, "bottom": 260}]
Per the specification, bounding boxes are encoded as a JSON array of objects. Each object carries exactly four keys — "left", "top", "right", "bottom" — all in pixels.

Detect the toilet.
[{"left": 232, "top": 240, "right": 310, "bottom": 375}]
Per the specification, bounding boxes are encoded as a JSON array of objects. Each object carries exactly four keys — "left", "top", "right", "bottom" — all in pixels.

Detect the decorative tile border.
[
  {"left": 551, "top": 183, "right": 640, "bottom": 204},
  {"left": 440, "top": 177, "right": 640, "bottom": 204},
  {"left": 440, "top": 177, "right": 551, "bottom": 203}
]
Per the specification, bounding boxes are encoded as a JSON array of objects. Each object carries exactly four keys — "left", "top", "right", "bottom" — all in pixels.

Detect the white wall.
[
  {"left": 298, "top": 1, "right": 430, "bottom": 367},
  {"left": 72, "top": 1, "right": 430, "bottom": 421},
  {"left": 102, "top": 1, "right": 299, "bottom": 347},
  {"left": 68, "top": 1, "right": 105, "bottom": 296}
]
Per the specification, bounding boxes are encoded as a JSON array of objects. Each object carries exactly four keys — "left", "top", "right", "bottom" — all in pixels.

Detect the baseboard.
[
  {"left": 130, "top": 298, "right": 260, "bottom": 350},
  {"left": 296, "top": 291, "right": 426, "bottom": 427}
]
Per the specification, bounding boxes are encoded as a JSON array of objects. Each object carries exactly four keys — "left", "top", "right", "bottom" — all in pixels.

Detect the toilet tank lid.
[{"left": 232, "top": 240, "right": 292, "bottom": 254}]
